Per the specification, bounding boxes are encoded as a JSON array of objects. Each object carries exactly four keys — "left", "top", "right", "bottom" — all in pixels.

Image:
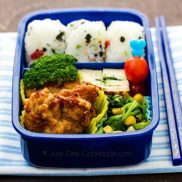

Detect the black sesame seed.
[
  {"left": 51, "top": 49, "right": 55, "bottom": 53},
  {"left": 120, "top": 36, "right": 125, "bottom": 42},
  {"left": 43, "top": 47, "right": 47, "bottom": 52},
  {"left": 56, "top": 31, "right": 65, "bottom": 41},
  {"left": 85, "top": 34, "right": 92, "bottom": 44},
  {"left": 99, "top": 51, "right": 104, "bottom": 57}
]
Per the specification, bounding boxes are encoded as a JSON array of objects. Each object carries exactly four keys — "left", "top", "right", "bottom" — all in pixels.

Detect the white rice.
[
  {"left": 65, "top": 20, "right": 106, "bottom": 62},
  {"left": 67, "top": 19, "right": 90, "bottom": 32},
  {"left": 24, "top": 19, "right": 67, "bottom": 64},
  {"left": 106, "top": 21, "right": 145, "bottom": 62},
  {"left": 24, "top": 19, "right": 145, "bottom": 64}
]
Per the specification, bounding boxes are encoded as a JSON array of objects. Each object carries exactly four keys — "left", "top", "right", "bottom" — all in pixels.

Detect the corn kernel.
[
  {"left": 127, "top": 126, "right": 135, "bottom": 132},
  {"left": 103, "top": 125, "right": 113, "bottom": 133},
  {"left": 112, "top": 108, "right": 123, "bottom": 115},
  {"left": 134, "top": 93, "right": 144, "bottom": 104},
  {"left": 124, "top": 116, "right": 136, "bottom": 126}
]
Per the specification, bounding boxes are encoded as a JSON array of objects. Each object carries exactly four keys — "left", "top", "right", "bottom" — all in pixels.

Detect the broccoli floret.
[
  {"left": 102, "top": 101, "right": 141, "bottom": 131},
  {"left": 23, "top": 54, "right": 78, "bottom": 88},
  {"left": 133, "top": 121, "right": 150, "bottom": 130},
  {"left": 107, "top": 94, "right": 134, "bottom": 110},
  {"left": 121, "top": 100, "right": 141, "bottom": 122},
  {"left": 121, "top": 99, "right": 151, "bottom": 128},
  {"left": 107, "top": 95, "right": 124, "bottom": 108},
  {"left": 94, "top": 96, "right": 151, "bottom": 133},
  {"left": 104, "top": 115, "right": 126, "bottom": 131}
]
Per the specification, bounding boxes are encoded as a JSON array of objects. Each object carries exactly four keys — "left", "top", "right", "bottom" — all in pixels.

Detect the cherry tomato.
[
  {"left": 30, "top": 50, "right": 44, "bottom": 60},
  {"left": 105, "top": 40, "right": 110, "bottom": 49},
  {"left": 124, "top": 57, "right": 149, "bottom": 84},
  {"left": 130, "top": 82, "right": 147, "bottom": 96}
]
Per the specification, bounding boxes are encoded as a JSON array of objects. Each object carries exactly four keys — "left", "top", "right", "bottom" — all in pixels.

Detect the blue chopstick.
[
  {"left": 160, "top": 16, "right": 182, "bottom": 164},
  {"left": 155, "top": 17, "right": 182, "bottom": 165}
]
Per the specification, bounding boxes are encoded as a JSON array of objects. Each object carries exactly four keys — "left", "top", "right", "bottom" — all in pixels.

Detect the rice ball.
[
  {"left": 66, "top": 20, "right": 106, "bottom": 62},
  {"left": 106, "top": 21, "right": 145, "bottom": 62},
  {"left": 67, "top": 19, "right": 90, "bottom": 32},
  {"left": 25, "top": 19, "right": 67, "bottom": 64}
]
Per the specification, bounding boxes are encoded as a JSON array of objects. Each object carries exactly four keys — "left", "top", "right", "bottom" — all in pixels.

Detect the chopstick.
[
  {"left": 160, "top": 16, "right": 182, "bottom": 164},
  {"left": 155, "top": 17, "right": 182, "bottom": 165}
]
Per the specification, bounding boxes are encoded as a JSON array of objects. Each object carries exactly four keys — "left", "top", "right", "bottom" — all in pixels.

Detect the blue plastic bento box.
[{"left": 12, "top": 8, "right": 159, "bottom": 167}]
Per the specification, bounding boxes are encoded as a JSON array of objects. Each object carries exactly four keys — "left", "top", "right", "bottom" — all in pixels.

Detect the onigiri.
[
  {"left": 106, "top": 21, "right": 145, "bottom": 62},
  {"left": 67, "top": 19, "right": 90, "bottom": 32},
  {"left": 24, "top": 19, "right": 67, "bottom": 64},
  {"left": 65, "top": 20, "right": 106, "bottom": 62}
]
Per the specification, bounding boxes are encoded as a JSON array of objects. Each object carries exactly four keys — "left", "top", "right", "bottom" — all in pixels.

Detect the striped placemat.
[{"left": 0, "top": 26, "right": 182, "bottom": 176}]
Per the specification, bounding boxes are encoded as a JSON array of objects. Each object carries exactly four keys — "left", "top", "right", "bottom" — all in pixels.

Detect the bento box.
[{"left": 12, "top": 8, "right": 159, "bottom": 167}]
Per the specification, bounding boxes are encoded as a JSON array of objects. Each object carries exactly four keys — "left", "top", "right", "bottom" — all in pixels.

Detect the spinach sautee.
[{"left": 96, "top": 94, "right": 151, "bottom": 133}]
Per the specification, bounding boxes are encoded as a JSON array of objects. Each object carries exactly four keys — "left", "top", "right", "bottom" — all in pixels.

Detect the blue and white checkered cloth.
[{"left": 0, "top": 26, "right": 182, "bottom": 176}]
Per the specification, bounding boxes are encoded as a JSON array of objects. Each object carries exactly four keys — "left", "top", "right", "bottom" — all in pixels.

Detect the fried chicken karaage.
[{"left": 23, "top": 84, "right": 99, "bottom": 134}]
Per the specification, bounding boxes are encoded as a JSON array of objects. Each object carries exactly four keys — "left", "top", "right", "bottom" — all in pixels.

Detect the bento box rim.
[{"left": 12, "top": 8, "right": 159, "bottom": 140}]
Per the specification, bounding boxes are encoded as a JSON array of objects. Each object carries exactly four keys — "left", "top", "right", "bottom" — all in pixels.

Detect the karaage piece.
[
  {"left": 25, "top": 81, "right": 80, "bottom": 98},
  {"left": 59, "top": 83, "right": 99, "bottom": 103},
  {"left": 23, "top": 84, "right": 99, "bottom": 134}
]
